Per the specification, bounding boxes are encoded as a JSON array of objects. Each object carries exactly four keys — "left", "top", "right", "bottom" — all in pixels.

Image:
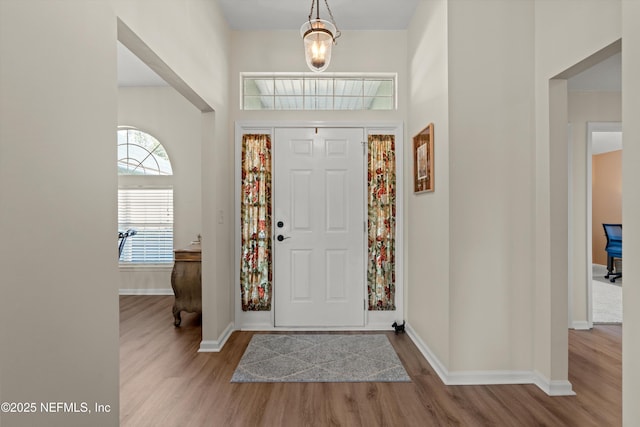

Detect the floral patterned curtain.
[
  {"left": 367, "top": 135, "right": 396, "bottom": 310},
  {"left": 240, "top": 134, "right": 272, "bottom": 311}
]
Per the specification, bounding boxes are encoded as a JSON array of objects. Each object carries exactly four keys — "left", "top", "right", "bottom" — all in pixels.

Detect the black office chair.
[
  {"left": 118, "top": 229, "right": 137, "bottom": 260},
  {"left": 603, "top": 223, "right": 622, "bottom": 283}
]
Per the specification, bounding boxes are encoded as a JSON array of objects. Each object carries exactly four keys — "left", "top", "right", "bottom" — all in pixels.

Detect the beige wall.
[
  {"left": 408, "top": 0, "right": 537, "bottom": 376},
  {"left": 0, "top": 1, "right": 119, "bottom": 426},
  {"left": 0, "top": 1, "right": 231, "bottom": 426},
  {"left": 592, "top": 150, "right": 622, "bottom": 265},
  {"left": 567, "top": 91, "right": 621, "bottom": 326},
  {"left": 406, "top": 0, "right": 451, "bottom": 370},
  {"left": 448, "top": 0, "right": 535, "bottom": 372},
  {"left": 407, "top": 0, "right": 538, "bottom": 377},
  {"left": 622, "top": 0, "right": 640, "bottom": 422}
]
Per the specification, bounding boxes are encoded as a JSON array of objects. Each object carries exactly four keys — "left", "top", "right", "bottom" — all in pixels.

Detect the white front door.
[{"left": 274, "top": 127, "right": 365, "bottom": 327}]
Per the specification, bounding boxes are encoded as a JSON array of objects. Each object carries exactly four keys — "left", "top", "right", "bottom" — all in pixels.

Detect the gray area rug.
[{"left": 231, "top": 334, "right": 411, "bottom": 383}]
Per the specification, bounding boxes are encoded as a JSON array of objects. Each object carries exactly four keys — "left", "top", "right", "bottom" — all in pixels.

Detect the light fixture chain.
[
  {"left": 308, "top": 0, "right": 315, "bottom": 22},
  {"left": 323, "top": 0, "right": 341, "bottom": 40}
]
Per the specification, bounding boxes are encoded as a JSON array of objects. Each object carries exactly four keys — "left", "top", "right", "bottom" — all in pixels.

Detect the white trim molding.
[
  {"left": 405, "top": 323, "right": 449, "bottom": 382},
  {"left": 447, "top": 370, "right": 536, "bottom": 385},
  {"left": 119, "top": 288, "right": 173, "bottom": 295},
  {"left": 406, "top": 323, "right": 575, "bottom": 396},
  {"left": 585, "top": 122, "right": 622, "bottom": 329},
  {"left": 199, "top": 322, "right": 235, "bottom": 352},
  {"left": 533, "top": 371, "right": 576, "bottom": 396},
  {"left": 570, "top": 320, "right": 591, "bottom": 330}
]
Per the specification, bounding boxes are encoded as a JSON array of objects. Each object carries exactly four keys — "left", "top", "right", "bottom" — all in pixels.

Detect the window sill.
[{"left": 119, "top": 264, "right": 174, "bottom": 272}]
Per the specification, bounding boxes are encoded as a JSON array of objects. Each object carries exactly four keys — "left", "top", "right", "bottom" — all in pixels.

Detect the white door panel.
[{"left": 274, "top": 127, "right": 365, "bottom": 327}]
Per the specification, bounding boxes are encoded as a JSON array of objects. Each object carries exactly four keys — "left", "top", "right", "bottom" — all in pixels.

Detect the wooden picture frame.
[{"left": 413, "top": 123, "right": 434, "bottom": 193}]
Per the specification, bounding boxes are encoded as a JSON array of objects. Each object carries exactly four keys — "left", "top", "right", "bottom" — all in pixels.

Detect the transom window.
[{"left": 242, "top": 73, "right": 396, "bottom": 111}]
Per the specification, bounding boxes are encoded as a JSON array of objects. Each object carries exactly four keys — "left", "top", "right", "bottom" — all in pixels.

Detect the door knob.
[{"left": 276, "top": 235, "right": 291, "bottom": 242}]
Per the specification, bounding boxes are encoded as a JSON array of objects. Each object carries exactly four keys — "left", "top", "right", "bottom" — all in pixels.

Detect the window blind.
[{"left": 118, "top": 187, "right": 174, "bottom": 264}]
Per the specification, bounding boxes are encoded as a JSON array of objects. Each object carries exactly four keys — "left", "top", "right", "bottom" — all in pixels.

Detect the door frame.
[
  {"left": 234, "top": 121, "right": 404, "bottom": 330},
  {"left": 585, "top": 121, "right": 622, "bottom": 328}
]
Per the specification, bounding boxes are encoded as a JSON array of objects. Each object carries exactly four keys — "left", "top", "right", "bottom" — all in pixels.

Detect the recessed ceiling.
[{"left": 217, "top": 0, "right": 420, "bottom": 30}]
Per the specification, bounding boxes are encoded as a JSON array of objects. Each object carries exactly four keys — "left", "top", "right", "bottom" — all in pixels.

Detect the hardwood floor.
[{"left": 120, "top": 296, "right": 622, "bottom": 426}]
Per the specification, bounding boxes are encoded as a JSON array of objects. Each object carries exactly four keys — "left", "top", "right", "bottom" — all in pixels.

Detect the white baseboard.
[
  {"left": 405, "top": 323, "right": 449, "bottom": 382},
  {"left": 238, "top": 322, "right": 274, "bottom": 331},
  {"left": 366, "top": 321, "right": 400, "bottom": 330},
  {"left": 405, "top": 323, "right": 575, "bottom": 396},
  {"left": 238, "top": 325, "right": 395, "bottom": 331},
  {"left": 199, "top": 322, "right": 235, "bottom": 352},
  {"left": 570, "top": 320, "right": 591, "bottom": 330},
  {"left": 119, "top": 288, "right": 173, "bottom": 295},
  {"left": 533, "top": 370, "right": 576, "bottom": 396},
  {"left": 447, "top": 370, "right": 536, "bottom": 385}
]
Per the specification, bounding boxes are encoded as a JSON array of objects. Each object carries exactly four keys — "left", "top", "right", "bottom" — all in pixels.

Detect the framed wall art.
[{"left": 413, "top": 123, "right": 434, "bottom": 193}]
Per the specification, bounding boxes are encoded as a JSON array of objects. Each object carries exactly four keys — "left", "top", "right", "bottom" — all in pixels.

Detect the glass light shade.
[{"left": 300, "top": 19, "right": 336, "bottom": 73}]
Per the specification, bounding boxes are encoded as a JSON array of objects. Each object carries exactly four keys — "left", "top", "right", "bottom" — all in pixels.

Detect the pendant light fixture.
[{"left": 300, "top": 0, "right": 341, "bottom": 73}]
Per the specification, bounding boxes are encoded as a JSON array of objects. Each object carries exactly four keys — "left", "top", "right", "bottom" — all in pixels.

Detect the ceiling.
[
  {"left": 117, "top": 1, "right": 621, "bottom": 93},
  {"left": 217, "top": 0, "right": 420, "bottom": 30},
  {"left": 568, "top": 52, "right": 622, "bottom": 155},
  {"left": 593, "top": 131, "right": 622, "bottom": 155},
  {"left": 567, "top": 52, "right": 621, "bottom": 92},
  {"left": 117, "top": 0, "right": 420, "bottom": 87}
]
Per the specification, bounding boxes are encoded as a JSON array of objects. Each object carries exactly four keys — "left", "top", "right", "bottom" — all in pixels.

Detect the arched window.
[
  {"left": 117, "top": 127, "right": 174, "bottom": 264},
  {"left": 117, "top": 128, "right": 173, "bottom": 175}
]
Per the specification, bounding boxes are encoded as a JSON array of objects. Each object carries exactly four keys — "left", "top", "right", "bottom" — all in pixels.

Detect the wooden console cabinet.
[{"left": 171, "top": 241, "right": 201, "bottom": 326}]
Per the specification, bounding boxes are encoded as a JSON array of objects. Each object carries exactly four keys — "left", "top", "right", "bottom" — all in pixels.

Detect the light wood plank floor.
[{"left": 120, "top": 296, "right": 621, "bottom": 426}]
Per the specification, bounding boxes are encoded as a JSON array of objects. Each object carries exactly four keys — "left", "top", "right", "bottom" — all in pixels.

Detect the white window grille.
[
  {"left": 241, "top": 73, "right": 396, "bottom": 111},
  {"left": 118, "top": 128, "right": 173, "bottom": 175}
]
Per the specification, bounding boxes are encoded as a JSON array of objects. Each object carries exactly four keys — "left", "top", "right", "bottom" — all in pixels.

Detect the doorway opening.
[
  {"left": 546, "top": 39, "right": 621, "bottom": 397},
  {"left": 587, "top": 122, "right": 622, "bottom": 325},
  {"left": 559, "top": 40, "right": 622, "bottom": 331},
  {"left": 117, "top": 18, "right": 216, "bottom": 351}
]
